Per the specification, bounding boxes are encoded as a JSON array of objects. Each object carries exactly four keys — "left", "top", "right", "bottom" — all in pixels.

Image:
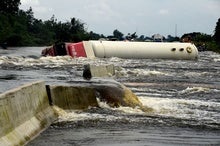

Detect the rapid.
[{"left": 0, "top": 47, "right": 220, "bottom": 146}]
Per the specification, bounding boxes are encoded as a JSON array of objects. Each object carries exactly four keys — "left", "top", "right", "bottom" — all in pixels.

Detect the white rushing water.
[{"left": 1, "top": 47, "right": 220, "bottom": 145}]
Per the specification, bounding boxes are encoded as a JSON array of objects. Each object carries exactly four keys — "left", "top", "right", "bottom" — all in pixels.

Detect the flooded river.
[{"left": 0, "top": 47, "right": 220, "bottom": 145}]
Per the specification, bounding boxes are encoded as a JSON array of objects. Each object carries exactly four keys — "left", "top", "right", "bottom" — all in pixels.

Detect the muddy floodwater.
[{"left": 0, "top": 47, "right": 220, "bottom": 146}]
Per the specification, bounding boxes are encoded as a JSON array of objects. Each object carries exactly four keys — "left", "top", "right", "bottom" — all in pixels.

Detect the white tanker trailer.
[{"left": 42, "top": 40, "right": 199, "bottom": 60}]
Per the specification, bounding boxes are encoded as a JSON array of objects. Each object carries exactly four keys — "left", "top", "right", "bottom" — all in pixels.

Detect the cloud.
[
  {"left": 20, "top": 0, "right": 39, "bottom": 6},
  {"left": 158, "top": 9, "right": 169, "bottom": 15},
  {"left": 205, "top": 0, "right": 220, "bottom": 16},
  {"left": 73, "top": 0, "right": 125, "bottom": 34},
  {"left": 34, "top": 7, "right": 53, "bottom": 14},
  {"left": 81, "top": 1, "right": 121, "bottom": 22},
  {"left": 20, "top": 0, "right": 220, "bottom": 36},
  {"left": 20, "top": 0, "right": 53, "bottom": 19}
]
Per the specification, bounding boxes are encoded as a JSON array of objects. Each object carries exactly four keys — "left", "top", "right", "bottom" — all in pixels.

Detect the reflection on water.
[{"left": 1, "top": 47, "right": 220, "bottom": 145}]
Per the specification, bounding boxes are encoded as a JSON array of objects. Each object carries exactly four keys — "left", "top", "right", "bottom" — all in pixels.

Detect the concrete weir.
[
  {"left": 0, "top": 65, "right": 146, "bottom": 145},
  {"left": 0, "top": 81, "right": 57, "bottom": 146},
  {"left": 48, "top": 79, "right": 143, "bottom": 110}
]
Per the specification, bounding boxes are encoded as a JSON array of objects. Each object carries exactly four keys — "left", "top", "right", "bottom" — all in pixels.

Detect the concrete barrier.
[
  {"left": 48, "top": 79, "right": 145, "bottom": 110},
  {"left": 83, "top": 64, "right": 115, "bottom": 80},
  {"left": 0, "top": 81, "right": 57, "bottom": 146},
  {"left": 48, "top": 85, "right": 99, "bottom": 110},
  {"left": 0, "top": 79, "right": 150, "bottom": 145}
]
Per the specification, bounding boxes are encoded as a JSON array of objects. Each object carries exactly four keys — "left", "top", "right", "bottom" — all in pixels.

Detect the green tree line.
[
  {"left": 0, "top": 7, "right": 90, "bottom": 46},
  {"left": 0, "top": 0, "right": 92, "bottom": 46},
  {"left": 0, "top": 0, "right": 219, "bottom": 52}
]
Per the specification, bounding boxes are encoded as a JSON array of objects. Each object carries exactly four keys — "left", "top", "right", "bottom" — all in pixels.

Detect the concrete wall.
[
  {"left": 48, "top": 79, "right": 144, "bottom": 110},
  {"left": 0, "top": 79, "right": 148, "bottom": 145},
  {"left": 0, "top": 81, "right": 57, "bottom": 146},
  {"left": 83, "top": 64, "right": 115, "bottom": 79},
  {"left": 48, "top": 85, "right": 99, "bottom": 110}
]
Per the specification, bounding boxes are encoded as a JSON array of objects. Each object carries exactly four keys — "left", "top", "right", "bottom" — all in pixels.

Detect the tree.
[
  {"left": 69, "top": 18, "right": 89, "bottom": 42},
  {"left": 113, "top": 29, "right": 124, "bottom": 40},
  {"left": 0, "top": 0, "right": 21, "bottom": 14},
  {"left": 213, "top": 18, "right": 220, "bottom": 44},
  {"left": 89, "top": 31, "right": 103, "bottom": 40},
  {"left": 70, "top": 18, "right": 85, "bottom": 33},
  {"left": 194, "top": 33, "right": 212, "bottom": 42},
  {"left": 167, "top": 35, "right": 179, "bottom": 42},
  {"left": 138, "top": 35, "right": 145, "bottom": 41}
]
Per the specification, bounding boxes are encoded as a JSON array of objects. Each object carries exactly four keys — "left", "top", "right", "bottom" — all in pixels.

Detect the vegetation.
[
  {"left": 0, "top": 0, "right": 219, "bottom": 52},
  {"left": 214, "top": 18, "right": 220, "bottom": 45},
  {"left": 0, "top": 9, "right": 90, "bottom": 46},
  {"left": 0, "top": 0, "right": 20, "bottom": 14},
  {"left": 0, "top": 0, "right": 90, "bottom": 46}
]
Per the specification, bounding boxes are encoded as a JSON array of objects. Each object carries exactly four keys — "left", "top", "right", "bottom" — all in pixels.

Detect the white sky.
[{"left": 20, "top": 0, "right": 220, "bottom": 37}]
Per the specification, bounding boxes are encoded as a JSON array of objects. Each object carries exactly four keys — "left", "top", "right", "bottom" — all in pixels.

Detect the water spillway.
[
  {"left": 0, "top": 81, "right": 58, "bottom": 146},
  {"left": 1, "top": 48, "right": 220, "bottom": 146},
  {"left": 0, "top": 77, "right": 144, "bottom": 145},
  {"left": 42, "top": 41, "right": 199, "bottom": 60},
  {"left": 47, "top": 79, "right": 143, "bottom": 110}
]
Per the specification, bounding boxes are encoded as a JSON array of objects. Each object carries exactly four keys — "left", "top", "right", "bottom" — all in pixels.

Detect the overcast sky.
[{"left": 20, "top": 0, "right": 220, "bottom": 37}]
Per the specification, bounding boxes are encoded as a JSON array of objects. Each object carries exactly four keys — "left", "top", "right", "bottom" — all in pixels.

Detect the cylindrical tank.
[{"left": 89, "top": 41, "right": 198, "bottom": 60}]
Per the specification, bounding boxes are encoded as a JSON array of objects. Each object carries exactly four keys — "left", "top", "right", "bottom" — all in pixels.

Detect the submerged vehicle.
[{"left": 41, "top": 40, "right": 198, "bottom": 60}]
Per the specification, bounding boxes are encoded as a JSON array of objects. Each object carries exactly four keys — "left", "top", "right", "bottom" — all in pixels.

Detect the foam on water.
[
  {"left": 54, "top": 109, "right": 135, "bottom": 125},
  {"left": 1, "top": 49, "right": 220, "bottom": 131},
  {"left": 178, "top": 86, "right": 211, "bottom": 94},
  {"left": 128, "top": 68, "right": 168, "bottom": 76},
  {"left": 54, "top": 97, "right": 145, "bottom": 124},
  {"left": 139, "top": 96, "right": 220, "bottom": 123},
  {"left": 214, "top": 58, "right": 220, "bottom": 62},
  {"left": 211, "top": 53, "right": 220, "bottom": 62},
  {"left": 1, "top": 48, "right": 219, "bottom": 145},
  {"left": 0, "top": 55, "right": 96, "bottom": 66}
]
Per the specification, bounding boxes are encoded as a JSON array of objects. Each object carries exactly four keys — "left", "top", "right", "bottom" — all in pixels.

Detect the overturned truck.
[{"left": 42, "top": 41, "right": 198, "bottom": 60}]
